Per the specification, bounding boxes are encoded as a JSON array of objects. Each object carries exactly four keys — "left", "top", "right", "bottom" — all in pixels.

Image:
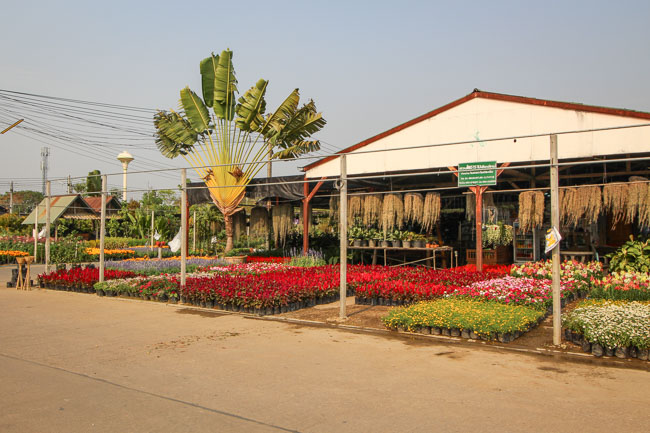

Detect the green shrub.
[{"left": 607, "top": 236, "right": 650, "bottom": 273}]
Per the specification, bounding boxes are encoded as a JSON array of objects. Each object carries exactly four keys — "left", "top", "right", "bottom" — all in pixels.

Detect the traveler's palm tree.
[{"left": 153, "top": 50, "right": 326, "bottom": 252}]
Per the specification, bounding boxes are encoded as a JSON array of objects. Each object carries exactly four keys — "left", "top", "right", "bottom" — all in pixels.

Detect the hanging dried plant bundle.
[
  {"left": 639, "top": 184, "right": 650, "bottom": 228},
  {"left": 272, "top": 204, "right": 293, "bottom": 246},
  {"left": 518, "top": 191, "right": 534, "bottom": 232},
  {"left": 232, "top": 211, "right": 246, "bottom": 239},
  {"left": 298, "top": 202, "right": 312, "bottom": 227},
  {"left": 532, "top": 191, "right": 545, "bottom": 228},
  {"left": 466, "top": 193, "right": 475, "bottom": 221},
  {"left": 329, "top": 194, "right": 339, "bottom": 222},
  {"left": 603, "top": 183, "right": 628, "bottom": 228},
  {"left": 483, "top": 192, "right": 495, "bottom": 209},
  {"left": 380, "top": 193, "right": 404, "bottom": 232},
  {"left": 250, "top": 207, "right": 269, "bottom": 238},
  {"left": 404, "top": 193, "right": 424, "bottom": 225},
  {"left": 422, "top": 192, "right": 441, "bottom": 232},
  {"left": 347, "top": 195, "right": 363, "bottom": 226},
  {"left": 583, "top": 186, "right": 602, "bottom": 225},
  {"left": 362, "top": 194, "right": 382, "bottom": 226}
]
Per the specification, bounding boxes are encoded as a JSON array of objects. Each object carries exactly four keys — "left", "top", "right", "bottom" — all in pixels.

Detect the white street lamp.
[{"left": 117, "top": 151, "right": 134, "bottom": 201}]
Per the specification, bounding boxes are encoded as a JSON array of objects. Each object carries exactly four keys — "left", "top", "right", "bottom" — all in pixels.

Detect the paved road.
[{"left": 0, "top": 282, "right": 648, "bottom": 432}]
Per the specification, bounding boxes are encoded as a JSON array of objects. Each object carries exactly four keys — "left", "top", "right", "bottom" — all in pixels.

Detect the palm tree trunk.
[{"left": 224, "top": 213, "right": 234, "bottom": 253}]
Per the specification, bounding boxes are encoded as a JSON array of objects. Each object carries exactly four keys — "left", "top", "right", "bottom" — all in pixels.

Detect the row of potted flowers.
[
  {"left": 562, "top": 300, "right": 650, "bottom": 360},
  {"left": 382, "top": 298, "right": 546, "bottom": 342},
  {"left": 40, "top": 267, "right": 138, "bottom": 292}
]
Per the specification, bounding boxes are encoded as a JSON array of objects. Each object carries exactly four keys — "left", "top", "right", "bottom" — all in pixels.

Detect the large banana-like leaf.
[
  {"left": 213, "top": 49, "right": 237, "bottom": 120},
  {"left": 153, "top": 111, "right": 197, "bottom": 158},
  {"left": 180, "top": 87, "right": 211, "bottom": 133},
  {"left": 260, "top": 88, "right": 300, "bottom": 136},
  {"left": 235, "top": 78, "right": 268, "bottom": 132},
  {"left": 199, "top": 53, "right": 219, "bottom": 108},
  {"left": 272, "top": 140, "right": 321, "bottom": 159},
  {"left": 281, "top": 106, "right": 326, "bottom": 142}
]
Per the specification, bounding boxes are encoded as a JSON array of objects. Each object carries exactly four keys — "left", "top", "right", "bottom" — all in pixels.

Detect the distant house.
[
  {"left": 0, "top": 205, "right": 7, "bottom": 216},
  {"left": 83, "top": 196, "right": 122, "bottom": 218}
]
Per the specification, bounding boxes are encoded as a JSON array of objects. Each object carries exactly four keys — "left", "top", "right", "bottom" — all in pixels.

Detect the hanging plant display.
[
  {"left": 362, "top": 194, "right": 382, "bottom": 226},
  {"left": 560, "top": 186, "right": 601, "bottom": 227},
  {"left": 347, "top": 195, "right": 363, "bottom": 226},
  {"left": 232, "top": 211, "right": 247, "bottom": 240},
  {"left": 404, "top": 193, "right": 424, "bottom": 225},
  {"left": 250, "top": 207, "right": 269, "bottom": 238},
  {"left": 466, "top": 191, "right": 495, "bottom": 221},
  {"left": 422, "top": 192, "right": 441, "bottom": 232},
  {"left": 272, "top": 204, "right": 293, "bottom": 246},
  {"left": 381, "top": 193, "right": 404, "bottom": 232},
  {"left": 329, "top": 194, "right": 339, "bottom": 222},
  {"left": 603, "top": 183, "right": 628, "bottom": 228},
  {"left": 625, "top": 182, "right": 650, "bottom": 226},
  {"left": 518, "top": 191, "right": 544, "bottom": 232}
]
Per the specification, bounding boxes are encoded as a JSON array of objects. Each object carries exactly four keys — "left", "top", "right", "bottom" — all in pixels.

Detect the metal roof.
[{"left": 22, "top": 195, "right": 97, "bottom": 225}]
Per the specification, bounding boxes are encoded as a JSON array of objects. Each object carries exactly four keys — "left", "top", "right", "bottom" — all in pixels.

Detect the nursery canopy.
[{"left": 22, "top": 195, "right": 97, "bottom": 225}]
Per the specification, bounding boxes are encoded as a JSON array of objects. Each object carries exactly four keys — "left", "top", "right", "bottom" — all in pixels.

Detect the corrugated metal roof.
[{"left": 21, "top": 195, "right": 96, "bottom": 225}]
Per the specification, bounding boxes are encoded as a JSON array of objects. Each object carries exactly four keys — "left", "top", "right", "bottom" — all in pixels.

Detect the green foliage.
[
  {"left": 86, "top": 237, "right": 148, "bottom": 249},
  {"left": 0, "top": 213, "right": 27, "bottom": 234},
  {"left": 50, "top": 237, "right": 91, "bottom": 264},
  {"left": 607, "top": 236, "right": 650, "bottom": 272},
  {"left": 86, "top": 170, "right": 102, "bottom": 197},
  {"left": 0, "top": 190, "right": 43, "bottom": 215},
  {"left": 224, "top": 247, "right": 252, "bottom": 257}
]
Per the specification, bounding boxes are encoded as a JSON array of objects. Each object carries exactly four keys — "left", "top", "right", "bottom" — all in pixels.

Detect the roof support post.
[
  {"left": 550, "top": 134, "right": 562, "bottom": 346},
  {"left": 302, "top": 176, "right": 326, "bottom": 255},
  {"left": 181, "top": 169, "right": 187, "bottom": 289},
  {"left": 339, "top": 155, "right": 348, "bottom": 319}
]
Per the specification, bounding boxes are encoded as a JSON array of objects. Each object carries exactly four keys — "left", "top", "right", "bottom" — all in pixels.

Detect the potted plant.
[
  {"left": 413, "top": 233, "right": 426, "bottom": 248},
  {"left": 390, "top": 230, "right": 402, "bottom": 248},
  {"left": 367, "top": 228, "right": 380, "bottom": 248},
  {"left": 348, "top": 226, "right": 364, "bottom": 247},
  {"left": 402, "top": 231, "right": 415, "bottom": 248}
]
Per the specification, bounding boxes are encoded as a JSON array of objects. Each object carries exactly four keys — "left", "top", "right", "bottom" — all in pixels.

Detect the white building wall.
[{"left": 305, "top": 98, "right": 650, "bottom": 178}]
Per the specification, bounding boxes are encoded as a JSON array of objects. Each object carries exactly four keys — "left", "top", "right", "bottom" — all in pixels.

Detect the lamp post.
[{"left": 117, "top": 151, "right": 134, "bottom": 201}]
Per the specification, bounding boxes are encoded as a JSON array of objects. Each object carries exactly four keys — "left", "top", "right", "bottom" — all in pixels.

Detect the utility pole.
[
  {"left": 550, "top": 134, "right": 562, "bottom": 345},
  {"left": 339, "top": 154, "right": 348, "bottom": 319},
  {"left": 34, "top": 204, "right": 38, "bottom": 263},
  {"left": 99, "top": 175, "right": 107, "bottom": 283},
  {"left": 181, "top": 169, "right": 187, "bottom": 289},
  {"left": 9, "top": 181, "right": 13, "bottom": 214},
  {"left": 67, "top": 175, "right": 72, "bottom": 194},
  {"left": 45, "top": 181, "right": 51, "bottom": 273},
  {"left": 40, "top": 147, "right": 49, "bottom": 196}
]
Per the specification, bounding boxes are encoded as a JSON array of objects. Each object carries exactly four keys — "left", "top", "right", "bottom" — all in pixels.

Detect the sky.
[{"left": 1, "top": 0, "right": 649, "bottom": 198}]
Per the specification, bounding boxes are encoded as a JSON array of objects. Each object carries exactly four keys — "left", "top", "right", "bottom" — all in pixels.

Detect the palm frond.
[
  {"left": 153, "top": 111, "right": 197, "bottom": 158},
  {"left": 213, "top": 49, "right": 237, "bottom": 120},
  {"left": 272, "top": 140, "right": 321, "bottom": 159},
  {"left": 235, "top": 78, "right": 268, "bottom": 132},
  {"left": 260, "top": 88, "right": 300, "bottom": 136},
  {"left": 199, "top": 53, "right": 219, "bottom": 108},
  {"left": 180, "top": 87, "right": 211, "bottom": 133}
]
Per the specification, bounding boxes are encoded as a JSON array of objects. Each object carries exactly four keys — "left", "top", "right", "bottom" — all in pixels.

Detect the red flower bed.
[
  {"left": 40, "top": 267, "right": 137, "bottom": 290},
  {"left": 351, "top": 264, "right": 511, "bottom": 304},
  {"left": 245, "top": 256, "right": 291, "bottom": 264}
]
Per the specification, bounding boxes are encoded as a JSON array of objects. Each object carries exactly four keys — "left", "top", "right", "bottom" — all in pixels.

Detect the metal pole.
[
  {"left": 181, "top": 169, "right": 187, "bottom": 289},
  {"left": 193, "top": 210, "right": 197, "bottom": 252},
  {"left": 473, "top": 186, "right": 485, "bottom": 272},
  {"left": 99, "top": 175, "right": 107, "bottom": 283},
  {"left": 9, "top": 181, "right": 13, "bottom": 214},
  {"left": 339, "top": 154, "right": 348, "bottom": 319},
  {"left": 303, "top": 180, "right": 310, "bottom": 255},
  {"left": 550, "top": 134, "right": 562, "bottom": 345},
  {"left": 150, "top": 210, "right": 155, "bottom": 251},
  {"left": 34, "top": 204, "right": 38, "bottom": 263},
  {"left": 45, "top": 181, "right": 51, "bottom": 273}
]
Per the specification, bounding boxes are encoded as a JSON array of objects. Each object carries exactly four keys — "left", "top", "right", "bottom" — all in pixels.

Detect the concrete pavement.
[{"left": 0, "top": 282, "right": 648, "bottom": 432}]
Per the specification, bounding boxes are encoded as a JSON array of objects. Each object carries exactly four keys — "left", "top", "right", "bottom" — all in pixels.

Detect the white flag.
[
  {"left": 38, "top": 227, "right": 47, "bottom": 239},
  {"left": 153, "top": 230, "right": 161, "bottom": 241},
  {"left": 168, "top": 229, "right": 182, "bottom": 253}
]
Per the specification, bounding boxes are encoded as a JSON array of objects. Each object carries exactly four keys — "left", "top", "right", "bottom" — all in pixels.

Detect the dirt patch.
[{"left": 280, "top": 298, "right": 392, "bottom": 328}]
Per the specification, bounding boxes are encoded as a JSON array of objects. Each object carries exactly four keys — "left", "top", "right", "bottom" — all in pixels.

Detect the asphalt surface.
[{"left": 0, "top": 265, "right": 649, "bottom": 432}]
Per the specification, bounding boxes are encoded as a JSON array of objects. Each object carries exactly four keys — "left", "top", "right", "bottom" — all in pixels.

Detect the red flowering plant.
[{"left": 39, "top": 267, "right": 137, "bottom": 291}]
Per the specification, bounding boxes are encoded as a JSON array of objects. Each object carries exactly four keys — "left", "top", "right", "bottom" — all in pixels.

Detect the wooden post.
[
  {"left": 45, "top": 181, "right": 51, "bottom": 273},
  {"left": 550, "top": 134, "right": 562, "bottom": 345},
  {"left": 34, "top": 204, "right": 39, "bottom": 263},
  {"left": 470, "top": 185, "right": 488, "bottom": 271},
  {"left": 181, "top": 169, "right": 187, "bottom": 289},
  {"left": 192, "top": 210, "right": 197, "bottom": 252},
  {"left": 339, "top": 155, "right": 348, "bottom": 319},
  {"left": 303, "top": 180, "right": 309, "bottom": 255},
  {"left": 150, "top": 210, "right": 155, "bottom": 251},
  {"left": 99, "top": 175, "right": 107, "bottom": 282}
]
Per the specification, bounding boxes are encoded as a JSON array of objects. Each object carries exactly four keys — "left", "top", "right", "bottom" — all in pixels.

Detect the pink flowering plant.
[
  {"left": 590, "top": 271, "right": 650, "bottom": 301},
  {"left": 510, "top": 259, "right": 602, "bottom": 294}
]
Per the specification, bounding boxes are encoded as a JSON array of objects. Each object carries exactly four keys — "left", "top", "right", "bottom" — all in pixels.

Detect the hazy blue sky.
[{"left": 1, "top": 0, "right": 649, "bottom": 196}]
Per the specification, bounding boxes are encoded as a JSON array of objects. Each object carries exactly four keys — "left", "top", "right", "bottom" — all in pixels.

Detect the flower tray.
[{"left": 564, "top": 329, "right": 650, "bottom": 361}]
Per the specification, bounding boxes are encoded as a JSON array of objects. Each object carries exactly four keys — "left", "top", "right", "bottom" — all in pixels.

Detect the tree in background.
[
  {"left": 153, "top": 49, "right": 326, "bottom": 252},
  {"left": 0, "top": 190, "right": 44, "bottom": 215},
  {"left": 86, "top": 170, "right": 102, "bottom": 196}
]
